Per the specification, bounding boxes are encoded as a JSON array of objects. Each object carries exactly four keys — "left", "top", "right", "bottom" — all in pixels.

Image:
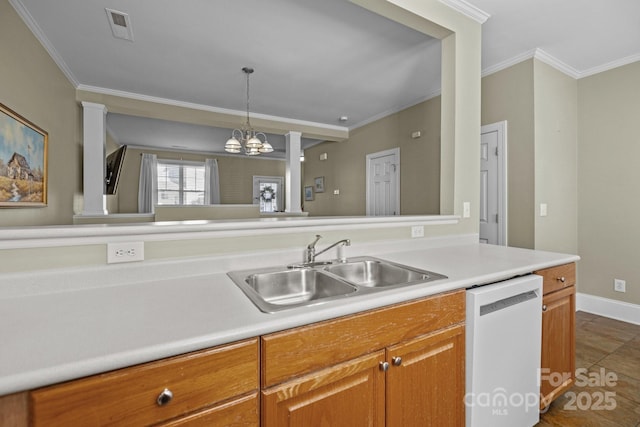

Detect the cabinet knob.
[
  {"left": 392, "top": 356, "right": 402, "bottom": 366},
  {"left": 542, "top": 304, "right": 547, "bottom": 312},
  {"left": 156, "top": 388, "right": 173, "bottom": 406},
  {"left": 557, "top": 276, "right": 566, "bottom": 283},
  {"left": 379, "top": 361, "right": 390, "bottom": 372}
]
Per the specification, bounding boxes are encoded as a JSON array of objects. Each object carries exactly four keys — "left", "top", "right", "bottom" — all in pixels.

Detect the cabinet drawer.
[
  {"left": 30, "top": 338, "right": 258, "bottom": 427},
  {"left": 535, "top": 263, "right": 576, "bottom": 295},
  {"left": 157, "top": 392, "right": 259, "bottom": 426},
  {"left": 261, "top": 290, "right": 465, "bottom": 388}
]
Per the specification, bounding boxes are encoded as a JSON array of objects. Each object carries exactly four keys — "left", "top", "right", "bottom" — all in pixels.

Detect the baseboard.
[{"left": 576, "top": 292, "right": 640, "bottom": 325}]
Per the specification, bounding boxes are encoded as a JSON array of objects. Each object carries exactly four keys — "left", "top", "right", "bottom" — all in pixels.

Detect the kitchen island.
[{"left": 0, "top": 233, "right": 578, "bottom": 425}]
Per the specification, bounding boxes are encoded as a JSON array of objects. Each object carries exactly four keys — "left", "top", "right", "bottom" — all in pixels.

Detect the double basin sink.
[{"left": 227, "top": 256, "right": 447, "bottom": 313}]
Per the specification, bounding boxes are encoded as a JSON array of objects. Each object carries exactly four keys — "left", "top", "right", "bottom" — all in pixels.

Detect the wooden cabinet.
[
  {"left": 261, "top": 290, "right": 466, "bottom": 427},
  {"left": 262, "top": 351, "right": 386, "bottom": 426},
  {"left": 535, "top": 263, "right": 576, "bottom": 409},
  {"left": 386, "top": 324, "right": 465, "bottom": 427},
  {"left": 29, "top": 338, "right": 259, "bottom": 426}
]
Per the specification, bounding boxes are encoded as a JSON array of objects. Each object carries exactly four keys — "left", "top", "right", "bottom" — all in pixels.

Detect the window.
[{"left": 157, "top": 161, "right": 205, "bottom": 205}]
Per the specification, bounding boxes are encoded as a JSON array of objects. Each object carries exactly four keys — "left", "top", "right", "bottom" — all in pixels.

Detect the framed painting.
[
  {"left": 304, "top": 185, "right": 314, "bottom": 201},
  {"left": 314, "top": 176, "right": 324, "bottom": 193},
  {"left": 0, "top": 103, "right": 48, "bottom": 207}
]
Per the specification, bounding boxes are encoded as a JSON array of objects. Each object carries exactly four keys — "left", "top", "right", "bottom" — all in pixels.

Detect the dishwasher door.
[{"left": 465, "top": 274, "right": 543, "bottom": 427}]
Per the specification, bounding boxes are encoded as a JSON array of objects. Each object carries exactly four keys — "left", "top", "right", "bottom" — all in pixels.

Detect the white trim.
[
  {"left": 9, "top": 0, "right": 79, "bottom": 87},
  {"left": 576, "top": 292, "right": 640, "bottom": 326},
  {"left": 481, "top": 49, "right": 538, "bottom": 78},
  {"left": 0, "top": 215, "right": 459, "bottom": 250},
  {"left": 349, "top": 89, "right": 441, "bottom": 131},
  {"left": 77, "top": 84, "right": 349, "bottom": 134},
  {"left": 438, "top": 0, "right": 490, "bottom": 24},
  {"left": 579, "top": 53, "right": 640, "bottom": 79},
  {"left": 482, "top": 48, "right": 640, "bottom": 82},
  {"left": 366, "top": 148, "right": 401, "bottom": 216},
  {"left": 480, "top": 121, "right": 508, "bottom": 246},
  {"left": 533, "top": 49, "right": 581, "bottom": 79}
]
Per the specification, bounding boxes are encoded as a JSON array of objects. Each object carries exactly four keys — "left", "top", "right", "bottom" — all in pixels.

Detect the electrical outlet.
[
  {"left": 411, "top": 225, "right": 424, "bottom": 238},
  {"left": 540, "top": 203, "right": 548, "bottom": 217},
  {"left": 107, "top": 242, "right": 144, "bottom": 264},
  {"left": 614, "top": 279, "right": 626, "bottom": 293}
]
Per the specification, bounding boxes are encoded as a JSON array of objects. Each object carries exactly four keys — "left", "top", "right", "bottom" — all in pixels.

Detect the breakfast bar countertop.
[{"left": 0, "top": 239, "right": 579, "bottom": 396}]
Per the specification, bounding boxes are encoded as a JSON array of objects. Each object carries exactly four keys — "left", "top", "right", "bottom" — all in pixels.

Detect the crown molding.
[
  {"left": 438, "top": 0, "right": 490, "bottom": 24},
  {"left": 533, "top": 48, "right": 581, "bottom": 79},
  {"left": 9, "top": 0, "right": 79, "bottom": 87},
  {"left": 76, "top": 84, "right": 349, "bottom": 134},
  {"left": 579, "top": 53, "right": 640, "bottom": 79},
  {"left": 349, "top": 89, "right": 442, "bottom": 131}
]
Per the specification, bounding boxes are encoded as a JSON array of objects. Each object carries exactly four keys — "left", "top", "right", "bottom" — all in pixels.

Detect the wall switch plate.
[
  {"left": 411, "top": 225, "right": 424, "bottom": 238},
  {"left": 614, "top": 279, "right": 626, "bottom": 293},
  {"left": 463, "top": 202, "right": 471, "bottom": 218},
  {"left": 107, "top": 242, "right": 144, "bottom": 264},
  {"left": 333, "top": 189, "right": 340, "bottom": 195},
  {"left": 540, "top": 203, "right": 548, "bottom": 217}
]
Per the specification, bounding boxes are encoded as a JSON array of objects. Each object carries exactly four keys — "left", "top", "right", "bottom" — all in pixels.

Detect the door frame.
[
  {"left": 366, "top": 147, "right": 400, "bottom": 216},
  {"left": 480, "top": 121, "right": 508, "bottom": 245}
]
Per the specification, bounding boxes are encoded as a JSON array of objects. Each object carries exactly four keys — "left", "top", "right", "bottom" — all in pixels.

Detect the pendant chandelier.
[{"left": 224, "top": 67, "right": 273, "bottom": 155}]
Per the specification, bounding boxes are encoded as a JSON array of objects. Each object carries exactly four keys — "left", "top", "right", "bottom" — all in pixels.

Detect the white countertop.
[{"left": 0, "top": 239, "right": 578, "bottom": 396}]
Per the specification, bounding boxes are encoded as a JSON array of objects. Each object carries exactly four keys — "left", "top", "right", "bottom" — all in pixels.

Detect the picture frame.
[
  {"left": 304, "top": 185, "right": 314, "bottom": 201},
  {"left": 0, "top": 103, "right": 48, "bottom": 207},
  {"left": 314, "top": 176, "right": 325, "bottom": 193}
]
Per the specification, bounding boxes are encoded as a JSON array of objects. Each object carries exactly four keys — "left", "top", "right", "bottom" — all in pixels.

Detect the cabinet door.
[
  {"left": 540, "top": 285, "right": 576, "bottom": 409},
  {"left": 386, "top": 324, "right": 465, "bottom": 427},
  {"left": 262, "top": 351, "right": 385, "bottom": 427}
]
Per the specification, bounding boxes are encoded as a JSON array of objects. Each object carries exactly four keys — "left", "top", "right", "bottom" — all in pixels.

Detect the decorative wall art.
[
  {"left": 314, "top": 176, "right": 324, "bottom": 193},
  {"left": 304, "top": 185, "right": 314, "bottom": 201},
  {"left": 0, "top": 103, "right": 48, "bottom": 207}
]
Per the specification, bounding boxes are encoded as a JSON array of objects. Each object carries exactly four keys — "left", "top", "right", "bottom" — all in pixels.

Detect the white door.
[
  {"left": 480, "top": 122, "right": 507, "bottom": 245},
  {"left": 366, "top": 148, "right": 399, "bottom": 216},
  {"left": 253, "top": 176, "right": 284, "bottom": 213}
]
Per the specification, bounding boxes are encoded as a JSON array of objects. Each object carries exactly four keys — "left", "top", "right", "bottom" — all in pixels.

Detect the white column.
[
  {"left": 285, "top": 131, "right": 302, "bottom": 213},
  {"left": 82, "top": 102, "right": 108, "bottom": 215}
]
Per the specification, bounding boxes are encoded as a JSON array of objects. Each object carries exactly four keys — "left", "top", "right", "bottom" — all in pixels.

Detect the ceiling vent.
[{"left": 105, "top": 8, "right": 134, "bottom": 41}]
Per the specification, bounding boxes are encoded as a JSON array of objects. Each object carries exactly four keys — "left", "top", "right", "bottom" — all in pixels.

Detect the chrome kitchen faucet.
[{"left": 304, "top": 235, "right": 350, "bottom": 265}]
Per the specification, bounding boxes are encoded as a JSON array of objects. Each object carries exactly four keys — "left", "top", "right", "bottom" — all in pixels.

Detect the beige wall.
[
  {"left": 533, "top": 60, "right": 578, "bottom": 254},
  {"left": 0, "top": 1, "right": 80, "bottom": 226},
  {"left": 0, "top": 0, "right": 482, "bottom": 273},
  {"left": 115, "top": 147, "right": 286, "bottom": 213},
  {"left": 578, "top": 61, "right": 640, "bottom": 305},
  {"left": 482, "top": 59, "right": 535, "bottom": 249},
  {"left": 303, "top": 96, "right": 441, "bottom": 216}
]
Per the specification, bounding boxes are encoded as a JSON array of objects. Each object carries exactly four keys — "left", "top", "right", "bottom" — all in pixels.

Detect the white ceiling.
[{"left": 11, "top": 0, "right": 640, "bottom": 155}]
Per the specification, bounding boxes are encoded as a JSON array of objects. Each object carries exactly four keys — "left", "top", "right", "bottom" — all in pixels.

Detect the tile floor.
[{"left": 537, "top": 311, "right": 640, "bottom": 427}]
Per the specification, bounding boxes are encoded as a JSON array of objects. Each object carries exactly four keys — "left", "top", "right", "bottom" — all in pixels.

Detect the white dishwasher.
[{"left": 466, "top": 274, "right": 543, "bottom": 427}]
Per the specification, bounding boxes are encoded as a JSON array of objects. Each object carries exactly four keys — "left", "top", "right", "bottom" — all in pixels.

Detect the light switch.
[
  {"left": 463, "top": 202, "right": 471, "bottom": 218},
  {"left": 540, "top": 203, "right": 548, "bottom": 217}
]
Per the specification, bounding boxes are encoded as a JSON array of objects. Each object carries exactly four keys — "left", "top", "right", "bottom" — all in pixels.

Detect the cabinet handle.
[
  {"left": 379, "top": 361, "right": 389, "bottom": 372},
  {"left": 392, "top": 356, "right": 402, "bottom": 366},
  {"left": 542, "top": 304, "right": 547, "bottom": 312},
  {"left": 156, "top": 388, "right": 174, "bottom": 406},
  {"left": 557, "top": 276, "right": 566, "bottom": 283}
]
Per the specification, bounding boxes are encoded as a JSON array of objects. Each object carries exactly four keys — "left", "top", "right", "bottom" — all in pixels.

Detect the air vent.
[{"left": 105, "top": 8, "right": 134, "bottom": 41}]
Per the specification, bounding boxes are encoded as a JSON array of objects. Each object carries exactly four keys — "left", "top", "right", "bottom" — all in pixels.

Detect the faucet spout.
[{"left": 314, "top": 239, "right": 351, "bottom": 262}]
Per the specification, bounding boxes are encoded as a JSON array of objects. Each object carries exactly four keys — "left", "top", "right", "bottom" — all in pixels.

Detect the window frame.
[{"left": 156, "top": 159, "right": 206, "bottom": 206}]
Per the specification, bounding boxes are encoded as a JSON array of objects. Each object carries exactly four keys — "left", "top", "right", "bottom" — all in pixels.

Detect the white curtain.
[
  {"left": 204, "top": 158, "right": 221, "bottom": 204},
  {"left": 138, "top": 153, "right": 158, "bottom": 213}
]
